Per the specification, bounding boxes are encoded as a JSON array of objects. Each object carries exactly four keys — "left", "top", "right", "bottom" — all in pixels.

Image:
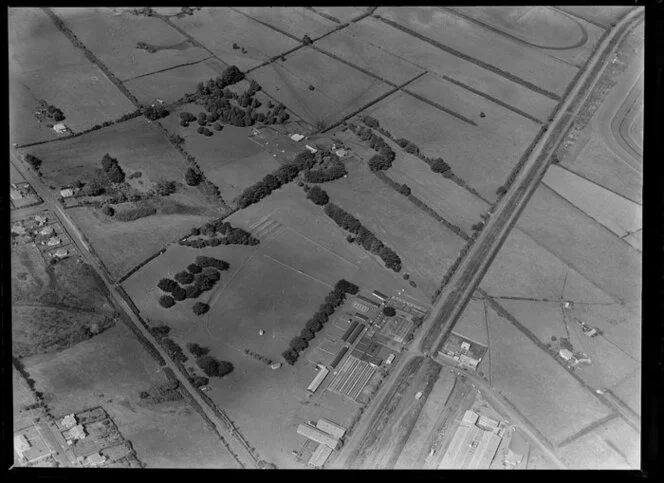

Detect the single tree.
[
  {"left": 158, "top": 295, "right": 175, "bottom": 308},
  {"left": 382, "top": 306, "right": 396, "bottom": 317}
]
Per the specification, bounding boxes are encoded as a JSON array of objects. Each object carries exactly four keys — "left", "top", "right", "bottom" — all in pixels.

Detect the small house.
[
  {"left": 53, "top": 123, "right": 68, "bottom": 134},
  {"left": 290, "top": 133, "right": 305, "bottom": 142},
  {"left": 11, "top": 224, "right": 26, "bottom": 235},
  {"left": 461, "top": 341, "right": 471, "bottom": 352},
  {"left": 559, "top": 349, "right": 573, "bottom": 361},
  {"left": 305, "top": 144, "right": 318, "bottom": 154},
  {"left": 60, "top": 188, "right": 74, "bottom": 198},
  {"left": 84, "top": 453, "right": 107, "bottom": 466},
  {"left": 46, "top": 236, "right": 61, "bottom": 247},
  {"left": 459, "top": 354, "right": 480, "bottom": 370},
  {"left": 39, "top": 226, "right": 54, "bottom": 237},
  {"left": 35, "top": 215, "right": 47, "bottom": 225},
  {"left": 60, "top": 414, "right": 77, "bottom": 429},
  {"left": 53, "top": 248, "right": 69, "bottom": 259},
  {"left": 64, "top": 424, "right": 86, "bottom": 441},
  {"left": 10, "top": 189, "right": 23, "bottom": 200}
]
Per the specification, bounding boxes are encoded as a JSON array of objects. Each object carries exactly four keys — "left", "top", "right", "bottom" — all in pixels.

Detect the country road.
[
  {"left": 10, "top": 149, "right": 259, "bottom": 469},
  {"left": 332, "top": 7, "right": 644, "bottom": 469}
]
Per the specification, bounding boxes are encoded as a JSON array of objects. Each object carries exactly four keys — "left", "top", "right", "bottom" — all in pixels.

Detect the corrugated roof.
[
  {"left": 297, "top": 424, "right": 339, "bottom": 449},
  {"left": 308, "top": 443, "right": 333, "bottom": 467},
  {"left": 316, "top": 419, "right": 346, "bottom": 439}
]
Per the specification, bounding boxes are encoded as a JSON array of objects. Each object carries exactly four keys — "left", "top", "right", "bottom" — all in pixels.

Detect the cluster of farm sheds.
[
  {"left": 14, "top": 407, "right": 141, "bottom": 468},
  {"left": 294, "top": 289, "right": 427, "bottom": 467}
]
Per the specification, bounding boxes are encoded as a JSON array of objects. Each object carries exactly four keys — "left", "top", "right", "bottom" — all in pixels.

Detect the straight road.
[
  {"left": 334, "top": 7, "right": 643, "bottom": 469},
  {"left": 10, "top": 149, "right": 258, "bottom": 469}
]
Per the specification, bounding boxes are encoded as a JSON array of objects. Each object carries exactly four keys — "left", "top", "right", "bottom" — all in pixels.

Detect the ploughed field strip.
[{"left": 327, "top": 355, "right": 377, "bottom": 401}]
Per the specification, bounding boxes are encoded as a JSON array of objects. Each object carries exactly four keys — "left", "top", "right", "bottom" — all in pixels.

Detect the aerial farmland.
[{"left": 10, "top": 5, "right": 643, "bottom": 472}]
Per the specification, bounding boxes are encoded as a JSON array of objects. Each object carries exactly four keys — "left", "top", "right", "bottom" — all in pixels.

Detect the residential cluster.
[{"left": 11, "top": 212, "right": 77, "bottom": 262}]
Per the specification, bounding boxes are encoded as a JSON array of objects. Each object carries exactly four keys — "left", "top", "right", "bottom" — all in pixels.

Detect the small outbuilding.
[
  {"left": 559, "top": 349, "right": 573, "bottom": 361},
  {"left": 53, "top": 123, "right": 68, "bottom": 134},
  {"left": 60, "top": 188, "right": 74, "bottom": 198},
  {"left": 305, "top": 144, "right": 318, "bottom": 154},
  {"left": 290, "top": 133, "right": 305, "bottom": 142}
]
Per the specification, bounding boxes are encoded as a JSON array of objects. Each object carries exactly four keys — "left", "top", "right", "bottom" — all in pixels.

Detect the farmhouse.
[
  {"left": 296, "top": 424, "right": 340, "bottom": 450},
  {"left": 290, "top": 133, "right": 305, "bottom": 142},
  {"left": 308, "top": 443, "right": 333, "bottom": 468},
  {"left": 462, "top": 410, "right": 479, "bottom": 426},
  {"left": 307, "top": 365, "right": 329, "bottom": 393},
  {"left": 459, "top": 354, "right": 481, "bottom": 370},
  {"left": 63, "top": 424, "right": 86, "bottom": 441},
  {"left": 316, "top": 419, "right": 346, "bottom": 439},
  {"left": 53, "top": 123, "right": 68, "bottom": 134},
  {"left": 10, "top": 188, "right": 23, "bottom": 200},
  {"left": 559, "top": 349, "right": 574, "bottom": 361},
  {"left": 46, "top": 236, "right": 62, "bottom": 247},
  {"left": 60, "top": 188, "right": 75, "bottom": 198},
  {"left": 53, "top": 248, "right": 69, "bottom": 259},
  {"left": 60, "top": 414, "right": 77, "bottom": 429}
]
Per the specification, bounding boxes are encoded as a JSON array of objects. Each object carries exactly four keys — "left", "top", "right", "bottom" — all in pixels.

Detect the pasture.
[
  {"left": 362, "top": 90, "right": 538, "bottom": 201},
  {"left": 451, "top": 298, "right": 488, "bottom": 346},
  {"left": 124, "top": 58, "right": 226, "bottom": 105},
  {"left": 159, "top": 105, "right": 280, "bottom": 200},
  {"left": 561, "top": 126, "right": 642, "bottom": 205},
  {"left": 312, "top": 7, "right": 369, "bottom": 24},
  {"left": 172, "top": 7, "right": 300, "bottom": 72},
  {"left": 557, "top": 6, "right": 634, "bottom": 28},
  {"left": 543, "top": 165, "right": 641, "bottom": 239},
  {"left": 494, "top": 299, "right": 567, "bottom": 347},
  {"left": 376, "top": 7, "right": 578, "bottom": 97},
  {"left": 480, "top": 228, "right": 614, "bottom": 304},
  {"left": 315, "top": 28, "right": 426, "bottom": 85},
  {"left": 323, "top": 158, "right": 466, "bottom": 297},
  {"left": 9, "top": 8, "right": 136, "bottom": 133},
  {"left": 345, "top": 18, "right": 558, "bottom": 122},
  {"left": 233, "top": 7, "right": 339, "bottom": 40},
  {"left": 9, "top": 76, "right": 58, "bottom": 146},
  {"left": 449, "top": 7, "right": 604, "bottom": 67},
  {"left": 22, "top": 323, "right": 239, "bottom": 468},
  {"left": 609, "top": 369, "right": 640, "bottom": 417},
  {"left": 516, "top": 185, "right": 641, "bottom": 306},
  {"left": 486, "top": 303, "right": 612, "bottom": 446},
  {"left": 556, "top": 428, "right": 633, "bottom": 469},
  {"left": 51, "top": 7, "right": 210, "bottom": 81},
  {"left": 598, "top": 418, "right": 640, "bottom": 468}
]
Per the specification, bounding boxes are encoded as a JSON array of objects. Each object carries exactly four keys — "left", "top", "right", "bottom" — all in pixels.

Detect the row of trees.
[
  {"left": 353, "top": 125, "right": 396, "bottom": 172},
  {"left": 322, "top": 203, "right": 402, "bottom": 272},
  {"left": 179, "top": 219, "right": 260, "bottom": 248},
  {"left": 302, "top": 161, "right": 346, "bottom": 183},
  {"left": 236, "top": 150, "right": 316, "bottom": 209},
  {"left": 306, "top": 185, "right": 329, "bottom": 205},
  {"left": 185, "top": 341, "right": 233, "bottom": 378},
  {"left": 143, "top": 103, "right": 169, "bottom": 121},
  {"left": 25, "top": 154, "right": 42, "bottom": 171},
  {"left": 282, "top": 279, "right": 360, "bottom": 365}
]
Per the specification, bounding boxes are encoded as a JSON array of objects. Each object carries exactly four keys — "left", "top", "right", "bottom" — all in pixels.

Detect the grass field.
[
  {"left": 315, "top": 28, "right": 426, "bottom": 85},
  {"left": 312, "top": 7, "right": 369, "bottom": 23},
  {"left": 543, "top": 165, "right": 641, "bottom": 239},
  {"left": 69, "top": 203, "right": 213, "bottom": 281},
  {"left": 323, "top": 158, "right": 466, "bottom": 297},
  {"left": 557, "top": 6, "right": 634, "bottom": 28},
  {"left": 251, "top": 47, "right": 393, "bottom": 127},
  {"left": 172, "top": 7, "right": 300, "bottom": 72},
  {"left": 124, "top": 58, "right": 226, "bottom": 105},
  {"left": 9, "top": 76, "right": 59, "bottom": 146},
  {"left": 449, "top": 7, "right": 605, "bottom": 67},
  {"left": 233, "top": 7, "right": 338, "bottom": 40},
  {"left": 516, "top": 185, "right": 641, "bottom": 306},
  {"left": 376, "top": 7, "right": 578, "bottom": 97},
  {"left": 51, "top": 7, "right": 210, "bottom": 81},
  {"left": 9, "top": 8, "right": 136, "bottom": 135},
  {"left": 556, "top": 425, "right": 633, "bottom": 469},
  {"left": 22, "top": 323, "right": 239, "bottom": 468},
  {"left": 486, "top": 303, "right": 612, "bottom": 446},
  {"left": 609, "top": 369, "right": 640, "bottom": 417},
  {"left": 159, "top": 104, "right": 280, "bottom": 200},
  {"left": 362, "top": 90, "right": 540, "bottom": 201},
  {"left": 597, "top": 417, "right": 639, "bottom": 468},
  {"left": 494, "top": 299, "right": 567, "bottom": 347},
  {"left": 451, "top": 298, "right": 488, "bottom": 346},
  {"left": 561, "top": 128, "right": 642, "bottom": 205},
  {"left": 480, "top": 228, "right": 615, "bottom": 303},
  {"left": 345, "top": 18, "right": 558, "bottom": 122}
]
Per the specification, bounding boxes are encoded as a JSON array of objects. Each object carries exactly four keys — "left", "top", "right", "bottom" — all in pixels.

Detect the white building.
[
  {"left": 46, "top": 236, "right": 62, "bottom": 247},
  {"left": 60, "top": 188, "right": 74, "bottom": 198},
  {"left": 559, "top": 349, "right": 573, "bottom": 361},
  {"left": 305, "top": 144, "right": 318, "bottom": 154},
  {"left": 10, "top": 189, "right": 23, "bottom": 200},
  {"left": 307, "top": 365, "right": 329, "bottom": 393},
  {"left": 53, "top": 123, "right": 68, "bottom": 134},
  {"left": 462, "top": 410, "right": 479, "bottom": 426},
  {"left": 53, "top": 248, "right": 69, "bottom": 259},
  {"left": 316, "top": 419, "right": 346, "bottom": 439},
  {"left": 477, "top": 415, "right": 500, "bottom": 432},
  {"left": 60, "top": 414, "right": 77, "bottom": 429},
  {"left": 39, "top": 226, "right": 54, "bottom": 236},
  {"left": 64, "top": 424, "right": 86, "bottom": 441},
  {"left": 461, "top": 341, "right": 471, "bottom": 352},
  {"left": 290, "top": 133, "right": 305, "bottom": 142},
  {"left": 14, "top": 434, "right": 31, "bottom": 458}
]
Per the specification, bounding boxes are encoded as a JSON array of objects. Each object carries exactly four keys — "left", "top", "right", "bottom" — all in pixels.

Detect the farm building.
[
  {"left": 372, "top": 290, "right": 389, "bottom": 302},
  {"left": 290, "top": 133, "right": 305, "bottom": 142},
  {"left": 316, "top": 419, "right": 346, "bottom": 439},
  {"left": 297, "top": 424, "right": 340, "bottom": 450},
  {"left": 341, "top": 321, "right": 359, "bottom": 342},
  {"left": 305, "top": 144, "right": 318, "bottom": 153},
  {"left": 330, "top": 347, "right": 348, "bottom": 369},
  {"left": 11, "top": 223, "right": 26, "bottom": 235},
  {"left": 83, "top": 453, "right": 107, "bottom": 467},
  {"left": 505, "top": 430, "right": 529, "bottom": 467},
  {"left": 346, "top": 324, "right": 365, "bottom": 345},
  {"left": 10, "top": 189, "right": 23, "bottom": 200},
  {"left": 60, "top": 414, "right": 77, "bottom": 429},
  {"left": 307, "top": 365, "right": 329, "bottom": 393},
  {"left": 462, "top": 410, "right": 479, "bottom": 426},
  {"left": 356, "top": 295, "right": 380, "bottom": 308},
  {"left": 53, "top": 248, "right": 69, "bottom": 259},
  {"left": 461, "top": 341, "right": 471, "bottom": 352},
  {"left": 459, "top": 354, "right": 481, "bottom": 370},
  {"left": 308, "top": 443, "right": 333, "bottom": 468},
  {"left": 34, "top": 215, "right": 47, "bottom": 225},
  {"left": 477, "top": 415, "right": 500, "bottom": 432},
  {"left": 60, "top": 188, "right": 74, "bottom": 198},
  {"left": 39, "top": 226, "right": 54, "bottom": 236},
  {"left": 63, "top": 424, "right": 86, "bottom": 441},
  {"left": 385, "top": 353, "right": 395, "bottom": 365},
  {"left": 46, "top": 236, "right": 62, "bottom": 247},
  {"left": 559, "top": 349, "right": 574, "bottom": 361},
  {"left": 438, "top": 424, "right": 502, "bottom": 469},
  {"left": 14, "top": 434, "right": 31, "bottom": 457},
  {"left": 354, "top": 313, "right": 370, "bottom": 322},
  {"left": 53, "top": 123, "right": 68, "bottom": 134}
]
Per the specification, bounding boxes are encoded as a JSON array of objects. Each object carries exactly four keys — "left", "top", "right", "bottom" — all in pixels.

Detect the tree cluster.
[
  {"left": 306, "top": 185, "right": 329, "bottom": 205},
  {"left": 354, "top": 126, "right": 395, "bottom": 171},
  {"left": 184, "top": 167, "right": 202, "bottom": 186},
  {"left": 160, "top": 337, "right": 188, "bottom": 363},
  {"left": 430, "top": 158, "right": 451, "bottom": 174},
  {"left": 397, "top": 183, "right": 411, "bottom": 196},
  {"left": 189, "top": 375, "right": 209, "bottom": 388},
  {"left": 157, "top": 258, "right": 229, "bottom": 308},
  {"left": 24, "top": 154, "right": 42, "bottom": 170},
  {"left": 282, "top": 279, "right": 360, "bottom": 365},
  {"left": 114, "top": 204, "right": 157, "bottom": 222},
  {"left": 195, "top": 256, "right": 230, "bottom": 271},
  {"left": 196, "top": 355, "right": 234, "bottom": 378},
  {"left": 303, "top": 162, "right": 347, "bottom": 183},
  {"left": 395, "top": 138, "right": 420, "bottom": 156},
  {"left": 382, "top": 306, "right": 396, "bottom": 317},
  {"left": 180, "top": 219, "right": 259, "bottom": 248},
  {"left": 143, "top": 103, "right": 169, "bottom": 121},
  {"left": 361, "top": 115, "right": 380, "bottom": 129},
  {"left": 244, "top": 349, "right": 272, "bottom": 365},
  {"left": 101, "top": 153, "right": 125, "bottom": 183},
  {"left": 155, "top": 179, "right": 176, "bottom": 196},
  {"left": 150, "top": 325, "right": 171, "bottom": 338},
  {"left": 174, "top": 270, "right": 195, "bottom": 285},
  {"left": 323, "top": 203, "right": 402, "bottom": 271},
  {"left": 192, "top": 302, "right": 210, "bottom": 316}
]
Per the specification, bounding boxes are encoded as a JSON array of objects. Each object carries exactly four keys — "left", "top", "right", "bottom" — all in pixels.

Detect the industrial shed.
[
  {"left": 297, "top": 424, "right": 340, "bottom": 450},
  {"left": 308, "top": 443, "right": 333, "bottom": 468},
  {"left": 316, "top": 419, "right": 346, "bottom": 439},
  {"left": 307, "top": 365, "right": 329, "bottom": 393}
]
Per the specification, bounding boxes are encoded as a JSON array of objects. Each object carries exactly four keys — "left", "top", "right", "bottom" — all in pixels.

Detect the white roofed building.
[{"left": 316, "top": 419, "right": 346, "bottom": 439}]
